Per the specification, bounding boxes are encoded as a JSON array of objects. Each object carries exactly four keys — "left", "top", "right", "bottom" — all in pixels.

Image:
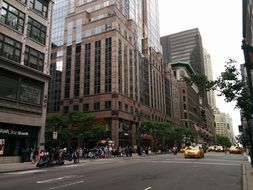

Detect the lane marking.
[
  {"left": 144, "top": 187, "right": 152, "bottom": 190},
  {"left": 37, "top": 175, "right": 80, "bottom": 183},
  {"left": 47, "top": 180, "right": 84, "bottom": 190},
  {"left": 150, "top": 160, "right": 241, "bottom": 166},
  {"left": 61, "top": 165, "right": 79, "bottom": 168},
  {"left": 5, "top": 169, "right": 47, "bottom": 175}
]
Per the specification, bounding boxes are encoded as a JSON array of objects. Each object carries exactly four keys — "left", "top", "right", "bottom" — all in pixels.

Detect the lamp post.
[{"left": 242, "top": 40, "right": 253, "bottom": 167}]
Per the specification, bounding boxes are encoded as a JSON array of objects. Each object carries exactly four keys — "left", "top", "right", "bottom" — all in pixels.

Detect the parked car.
[{"left": 184, "top": 146, "right": 204, "bottom": 158}]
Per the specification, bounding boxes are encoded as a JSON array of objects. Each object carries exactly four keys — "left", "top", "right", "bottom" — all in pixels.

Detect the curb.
[{"left": 243, "top": 163, "right": 248, "bottom": 190}]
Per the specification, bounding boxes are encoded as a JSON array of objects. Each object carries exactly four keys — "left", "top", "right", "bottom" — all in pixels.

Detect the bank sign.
[{"left": 0, "top": 129, "right": 29, "bottom": 136}]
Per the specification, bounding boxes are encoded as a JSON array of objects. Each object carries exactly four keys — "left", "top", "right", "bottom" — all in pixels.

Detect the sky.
[{"left": 158, "top": 0, "right": 244, "bottom": 136}]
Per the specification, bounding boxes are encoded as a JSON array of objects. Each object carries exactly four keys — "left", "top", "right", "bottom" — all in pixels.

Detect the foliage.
[
  {"left": 137, "top": 120, "right": 198, "bottom": 151},
  {"left": 236, "top": 132, "right": 251, "bottom": 148},
  {"left": 45, "top": 111, "right": 106, "bottom": 149},
  {"left": 215, "top": 135, "right": 232, "bottom": 147},
  {"left": 45, "top": 115, "right": 70, "bottom": 150},
  {"left": 184, "top": 58, "right": 252, "bottom": 120}
]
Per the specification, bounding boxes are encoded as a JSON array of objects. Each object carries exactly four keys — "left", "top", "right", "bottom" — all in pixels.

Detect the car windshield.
[{"left": 186, "top": 146, "right": 199, "bottom": 150}]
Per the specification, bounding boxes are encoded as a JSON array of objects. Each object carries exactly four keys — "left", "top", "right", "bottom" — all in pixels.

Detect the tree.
[
  {"left": 45, "top": 115, "right": 70, "bottom": 150},
  {"left": 184, "top": 58, "right": 251, "bottom": 120},
  {"left": 215, "top": 135, "right": 232, "bottom": 148},
  {"left": 66, "top": 111, "right": 106, "bottom": 148}
]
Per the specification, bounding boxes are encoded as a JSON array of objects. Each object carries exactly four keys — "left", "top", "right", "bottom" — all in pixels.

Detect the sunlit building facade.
[
  {"left": 0, "top": 0, "right": 54, "bottom": 163},
  {"left": 48, "top": 0, "right": 167, "bottom": 148}
]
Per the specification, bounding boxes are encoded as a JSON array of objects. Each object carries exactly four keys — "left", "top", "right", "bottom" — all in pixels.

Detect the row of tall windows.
[
  {"left": 64, "top": 100, "right": 112, "bottom": 114},
  {"left": 94, "top": 41, "right": 101, "bottom": 94},
  {"left": 1, "top": 1, "right": 47, "bottom": 44},
  {"left": 18, "top": 0, "right": 48, "bottom": 18},
  {"left": 124, "top": 45, "right": 128, "bottom": 96},
  {"left": 0, "top": 33, "right": 44, "bottom": 71},
  {"left": 105, "top": 38, "right": 112, "bottom": 93},
  {"left": 74, "top": 43, "right": 81, "bottom": 97},
  {"left": 84, "top": 43, "right": 91, "bottom": 96},
  {"left": 0, "top": 68, "right": 43, "bottom": 105},
  {"left": 64, "top": 46, "right": 72, "bottom": 98},
  {"left": 118, "top": 40, "right": 122, "bottom": 93}
]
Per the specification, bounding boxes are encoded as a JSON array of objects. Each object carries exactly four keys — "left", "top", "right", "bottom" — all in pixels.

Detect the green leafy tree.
[
  {"left": 67, "top": 111, "right": 106, "bottom": 148},
  {"left": 45, "top": 115, "right": 70, "bottom": 150},
  {"left": 215, "top": 135, "right": 232, "bottom": 148}
]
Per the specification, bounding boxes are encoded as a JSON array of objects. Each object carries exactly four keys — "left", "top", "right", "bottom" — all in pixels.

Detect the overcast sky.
[{"left": 159, "top": 0, "right": 244, "bottom": 135}]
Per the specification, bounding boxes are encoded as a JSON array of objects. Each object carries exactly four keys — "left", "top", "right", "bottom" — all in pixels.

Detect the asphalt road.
[{"left": 0, "top": 152, "right": 248, "bottom": 190}]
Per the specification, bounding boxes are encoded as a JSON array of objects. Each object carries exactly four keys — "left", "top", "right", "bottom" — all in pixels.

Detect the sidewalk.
[{"left": 243, "top": 162, "right": 253, "bottom": 190}]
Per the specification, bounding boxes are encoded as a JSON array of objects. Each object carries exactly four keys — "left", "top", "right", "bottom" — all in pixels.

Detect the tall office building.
[
  {"left": 160, "top": 28, "right": 214, "bottom": 136},
  {"left": 160, "top": 28, "right": 205, "bottom": 76},
  {"left": 203, "top": 49, "right": 216, "bottom": 110},
  {"left": 48, "top": 0, "right": 166, "bottom": 148},
  {"left": 0, "top": 0, "right": 54, "bottom": 162}
]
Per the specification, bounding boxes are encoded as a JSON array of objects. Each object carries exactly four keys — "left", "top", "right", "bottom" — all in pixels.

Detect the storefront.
[{"left": 0, "top": 123, "right": 39, "bottom": 162}]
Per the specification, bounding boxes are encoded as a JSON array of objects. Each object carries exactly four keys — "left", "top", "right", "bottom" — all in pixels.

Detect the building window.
[
  {"left": 83, "top": 103, "right": 89, "bottom": 112},
  {"left": 0, "top": 33, "right": 22, "bottom": 63},
  {"left": 0, "top": 68, "right": 42, "bottom": 105},
  {"left": 1, "top": 1, "right": 25, "bottom": 33},
  {"left": 84, "top": 43, "right": 90, "bottom": 96},
  {"left": 73, "top": 105, "right": 79, "bottom": 111},
  {"left": 19, "top": 80, "right": 42, "bottom": 105},
  {"left": 105, "top": 38, "right": 112, "bottom": 93},
  {"left": 27, "top": 17, "right": 47, "bottom": 44},
  {"left": 65, "top": 46, "right": 72, "bottom": 98},
  {"left": 63, "top": 106, "right": 69, "bottom": 114},
  {"left": 0, "top": 70, "right": 18, "bottom": 100},
  {"left": 125, "top": 104, "right": 128, "bottom": 112},
  {"left": 118, "top": 39, "right": 122, "bottom": 93},
  {"left": 105, "top": 23, "right": 112, "bottom": 31},
  {"left": 105, "top": 100, "right": 111, "bottom": 110},
  {"left": 94, "top": 102, "right": 100, "bottom": 111},
  {"left": 94, "top": 40, "right": 101, "bottom": 94},
  {"left": 183, "top": 96, "right": 186, "bottom": 101},
  {"left": 24, "top": 46, "right": 44, "bottom": 71},
  {"left": 28, "top": 0, "right": 48, "bottom": 18},
  {"left": 118, "top": 101, "right": 122, "bottom": 110},
  {"left": 74, "top": 43, "right": 81, "bottom": 97}
]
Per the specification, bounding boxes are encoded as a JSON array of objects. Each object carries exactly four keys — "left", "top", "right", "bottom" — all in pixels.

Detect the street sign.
[{"left": 53, "top": 131, "right": 58, "bottom": 140}]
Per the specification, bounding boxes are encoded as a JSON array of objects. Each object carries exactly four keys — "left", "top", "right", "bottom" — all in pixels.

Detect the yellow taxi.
[
  {"left": 229, "top": 146, "right": 245, "bottom": 154},
  {"left": 184, "top": 146, "right": 204, "bottom": 158}
]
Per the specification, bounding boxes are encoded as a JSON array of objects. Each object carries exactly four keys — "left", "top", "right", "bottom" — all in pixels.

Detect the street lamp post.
[{"left": 242, "top": 40, "right": 253, "bottom": 167}]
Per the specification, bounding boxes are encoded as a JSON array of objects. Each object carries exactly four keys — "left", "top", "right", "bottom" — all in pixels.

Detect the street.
[{"left": 0, "top": 152, "right": 248, "bottom": 190}]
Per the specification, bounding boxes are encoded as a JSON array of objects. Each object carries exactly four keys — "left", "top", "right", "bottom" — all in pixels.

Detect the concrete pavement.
[{"left": 0, "top": 154, "right": 252, "bottom": 190}]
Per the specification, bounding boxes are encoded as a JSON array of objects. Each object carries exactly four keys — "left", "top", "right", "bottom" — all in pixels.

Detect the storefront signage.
[{"left": 0, "top": 129, "right": 29, "bottom": 136}]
